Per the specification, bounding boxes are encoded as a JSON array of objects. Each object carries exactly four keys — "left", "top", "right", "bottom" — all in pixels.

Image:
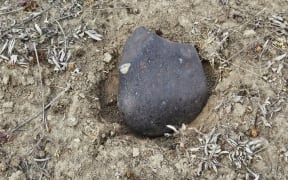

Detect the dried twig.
[
  {"left": 221, "top": 29, "right": 279, "bottom": 77},
  {"left": 189, "top": 126, "right": 269, "bottom": 177},
  {"left": 0, "top": 7, "right": 24, "bottom": 15},
  {"left": 216, "top": 8, "right": 285, "bottom": 78},
  {"left": 10, "top": 84, "right": 70, "bottom": 133},
  {"left": 33, "top": 43, "right": 48, "bottom": 131},
  {"left": 91, "top": 6, "right": 130, "bottom": 11},
  {"left": 34, "top": 157, "right": 50, "bottom": 162},
  {"left": 229, "top": 8, "right": 266, "bottom": 35},
  {"left": 0, "top": 6, "right": 53, "bottom": 38},
  {"left": 55, "top": 20, "right": 67, "bottom": 51},
  {"left": 219, "top": 57, "right": 262, "bottom": 77}
]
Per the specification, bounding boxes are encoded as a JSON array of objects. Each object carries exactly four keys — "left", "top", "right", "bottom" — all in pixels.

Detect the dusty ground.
[{"left": 0, "top": 0, "right": 287, "bottom": 179}]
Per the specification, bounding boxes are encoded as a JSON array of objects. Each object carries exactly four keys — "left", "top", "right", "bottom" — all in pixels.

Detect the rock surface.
[{"left": 118, "top": 27, "right": 208, "bottom": 137}]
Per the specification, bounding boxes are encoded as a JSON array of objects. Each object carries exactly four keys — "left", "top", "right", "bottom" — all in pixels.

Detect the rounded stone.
[{"left": 118, "top": 27, "right": 208, "bottom": 137}]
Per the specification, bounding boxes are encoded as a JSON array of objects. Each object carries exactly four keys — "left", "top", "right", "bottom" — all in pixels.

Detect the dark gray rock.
[{"left": 118, "top": 27, "right": 208, "bottom": 137}]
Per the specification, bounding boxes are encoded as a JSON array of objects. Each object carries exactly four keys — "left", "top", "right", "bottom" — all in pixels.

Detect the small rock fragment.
[
  {"left": 87, "top": 71, "right": 97, "bottom": 83},
  {"left": 26, "top": 76, "right": 34, "bottom": 85},
  {"left": 8, "top": 170, "right": 25, "bottom": 180},
  {"left": 2, "top": 74, "right": 10, "bottom": 85},
  {"left": 118, "top": 27, "right": 208, "bottom": 137},
  {"left": 66, "top": 94, "right": 79, "bottom": 127},
  {"left": 66, "top": 116, "right": 78, "bottom": 127},
  {"left": 0, "top": 161, "right": 7, "bottom": 172},
  {"left": 103, "top": 52, "right": 113, "bottom": 63},
  {"left": 69, "top": 138, "right": 81, "bottom": 149},
  {"left": 233, "top": 95, "right": 243, "bottom": 103},
  {"left": 233, "top": 103, "right": 246, "bottom": 117},
  {"left": 243, "top": 29, "right": 256, "bottom": 38},
  {"left": 20, "top": 76, "right": 34, "bottom": 86},
  {"left": 119, "top": 63, "right": 131, "bottom": 74},
  {"left": 3, "top": 101, "right": 14, "bottom": 108},
  {"left": 178, "top": 15, "right": 192, "bottom": 29},
  {"left": 132, "top": 147, "right": 140, "bottom": 157},
  {"left": 78, "top": 92, "right": 85, "bottom": 98}
]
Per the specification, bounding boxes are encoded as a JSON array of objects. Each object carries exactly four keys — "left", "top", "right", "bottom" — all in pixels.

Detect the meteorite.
[{"left": 118, "top": 27, "right": 208, "bottom": 137}]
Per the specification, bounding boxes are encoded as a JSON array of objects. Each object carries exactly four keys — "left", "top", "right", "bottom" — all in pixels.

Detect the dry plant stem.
[
  {"left": 230, "top": 8, "right": 266, "bottom": 35},
  {"left": 222, "top": 30, "right": 278, "bottom": 75},
  {"left": 34, "top": 157, "right": 50, "bottom": 162},
  {"left": 0, "top": 7, "right": 24, "bottom": 15},
  {"left": 33, "top": 43, "right": 48, "bottom": 131},
  {"left": 50, "top": 15, "right": 74, "bottom": 24},
  {"left": 226, "top": 29, "right": 276, "bottom": 62},
  {"left": 220, "top": 8, "right": 282, "bottom": 78},
  {"left": 10, "top": 84, "right": 70, "bottom": 133},
  {"left": 188, "top": 127, "right": 205, "bottom": 135},
  {"left": 0, "top": 6, "right": 53, "bottom": 38},
  {"left": 55, "top": 20, "right": 67, "bottom": 51},
  {"left": 220, "top": 58, "right": 262, "bottom": 77},
  {"left": 91, "top": 7, "right": 130, "bottom": 10}
]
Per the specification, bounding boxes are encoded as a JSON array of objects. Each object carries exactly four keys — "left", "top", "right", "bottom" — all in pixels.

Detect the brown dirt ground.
[{"left": 0, "top": 0, "right": 287, "bottom": 179}]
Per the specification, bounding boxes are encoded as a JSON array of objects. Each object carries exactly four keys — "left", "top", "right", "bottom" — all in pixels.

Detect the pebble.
[
  {"left": 118, "top": 27, "right": 208, "bottom": 137},
  {"left": 21, "top": 76, "right": 34, "bottom": 86},
  {"left": 178, "top": 15, "right": 193, "bottom": 29},
  {"left": 103, "top": 52, "right": 113, "bottom": 63},
  {"left": 8, "top": 170, "right": 25, "bottom": 180},
  {"left": 69, "top": 138, "right": 81, "bottom": 150},
  {"left": 3, "top": 101, "right": 14, "bottom": 109},
  {"left": 132, "top": 147, "right": 140, "bottom": 157},
  {"left": 87, "top": 71, "right": 97, "bottom": 83},
  {"left": 26, "top": 76, "right": 35, "bottom": 85},
  {"left": 0, "top": 161, "right": 7, "bottom": 172},
  {"left": 243, "top": 29, "right": 256, "bottom": 38},
  {"left": 233, "top": 95, "right": 243, "bottom": 103},
  {"left": 2, "top": 74, "right": 10, "bottom": 85},
  {"left": 78, "top": 92, "right": 85, "bottom": 98},
  {"left": 233, "top": 103, "right": 246, "bottom": 117},
  {"left": 66, "top": 116, "right": 79, "bottom": 127}
]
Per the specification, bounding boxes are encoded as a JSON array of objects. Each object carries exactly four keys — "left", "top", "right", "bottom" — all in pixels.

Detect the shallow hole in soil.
[
  {"left": 99, "top": 67, "right": 122, "bottom": 124},
  {"left": 201, "top": 59, "right": 219, "bottom": 95}
]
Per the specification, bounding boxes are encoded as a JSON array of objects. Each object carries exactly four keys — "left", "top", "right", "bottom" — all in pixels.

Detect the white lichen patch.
[{"left": 119, "top": 63, "right": 131, "bottom": 74}]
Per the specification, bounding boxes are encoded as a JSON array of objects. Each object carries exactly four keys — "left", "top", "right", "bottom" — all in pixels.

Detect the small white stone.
[
  {"left": 2, "top": 74, "right": 10, "bottom": 85},
  {"left": 243, "top": 29, "right": 256, "bottom": 38},
  {"left": 87, "top": 71, "right": 97, "bottom": 83},
  {"left": 178, "top": 15, "right": 192, "bottom": 29},
  {"left": 69, "top": 138, "right": 81, "bottom": 149},
  {"left": 78, "top": 92, "right": 85, "bottom": 98},
  {"left": 119, "top": 63, "right": 131, "bottom": 74},
  {"left": 66, "top": 116, "right": 78, "bottom": 127},
  {"left": 103, "top": 53, "right": 113, "bottom": 63},
  {"left": 3, "top": 101, "right": 14, "bottom": 108},
  {"left": 234, "top": 103, "right": 246, "bottom": 117},
  {"left": 132, "top": 147, "right": 139, "bottom": 157},
  {"left": 46, "top": 115, "right": 54, "bottom": 121},
  {"left": 233, "top": 95, "right": 243, "bottom": 103},
  {"left": 8, "top": 170, "right": 25, "bottom": 180},
  {"left": 26, "top": 76, "right": 34, "bottom": 85}
]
